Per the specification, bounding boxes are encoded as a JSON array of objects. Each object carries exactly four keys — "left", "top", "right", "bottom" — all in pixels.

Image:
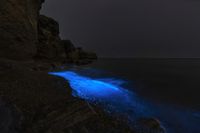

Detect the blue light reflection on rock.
[
  {"left": 49, "top": 71, "right": 151, "bottom": 119},
  {"left": 49, "top": 71, "right": 200, "bottom": 133}
]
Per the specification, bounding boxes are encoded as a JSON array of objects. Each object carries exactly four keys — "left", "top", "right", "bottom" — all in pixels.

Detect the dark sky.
[{"left": 41, "top": 0, "right": 200, "bottom": 58}]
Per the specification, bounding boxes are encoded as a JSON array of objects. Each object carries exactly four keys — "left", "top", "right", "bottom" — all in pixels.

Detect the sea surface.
[
  {"left": 51, "top": 58, "right": 200, "bottom": 133},
  {"left": 86, "top": 58, "right": 200, "bottom": 110}
]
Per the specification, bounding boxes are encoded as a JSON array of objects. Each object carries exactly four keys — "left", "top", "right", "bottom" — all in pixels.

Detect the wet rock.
[
  {"left": 134, "top": 117, "right": 166, "bottom": 133},
  {"left": 0, "top": 63, "right": 134, "bottom": 133}
]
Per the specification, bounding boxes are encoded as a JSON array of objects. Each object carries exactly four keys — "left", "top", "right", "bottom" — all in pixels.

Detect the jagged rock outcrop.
[
  {"left": 68, "top": 47, "right": 97, "bottom": 65},
  {"left": 61, "top": 40, "right": 97, "bottom": 65},
  {"left": 0, "top": 0, "right": 45, "bottom": 60},
  {"left": 61, "top": 40, "right": 75, "bottom": 58},
  {"left": 36, "top": 17, "right": 97, "bottom": 64},
  {"left": 0, "top": 0, "right": 97, "bottom": 63},
  {"left": 36, "top": 15, "right": 64, "bottom": 59},
  {"left": 134, "top": 118, "right": 166, "bottom": 133}
]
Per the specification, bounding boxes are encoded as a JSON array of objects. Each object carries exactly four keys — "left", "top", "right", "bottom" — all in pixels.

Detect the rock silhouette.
[{"left": 0, "top": 0, "right": 164, "bottom": 133}]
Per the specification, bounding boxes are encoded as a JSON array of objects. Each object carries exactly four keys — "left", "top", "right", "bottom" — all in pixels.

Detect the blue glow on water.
[
  {"left": 49, "top": 71, "right": 122, "bottom": 97},
  {"left": 49, "top": 71, "right": 200, "bottom": 133},
  {"left": 49, "top": 71, "right": 150, "bottom": 118}
]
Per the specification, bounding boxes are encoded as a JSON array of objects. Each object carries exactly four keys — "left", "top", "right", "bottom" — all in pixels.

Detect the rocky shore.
[
  {"left": 0, "top": 0, "right": 164, "bottom": 133},
  {"left": 0, "top": 59, "right": 133, "bottom": 133}
]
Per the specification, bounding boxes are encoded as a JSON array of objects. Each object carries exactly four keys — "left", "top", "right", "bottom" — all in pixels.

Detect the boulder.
[
  {"left": 134, "top": 117, "right": 166, "bottom": 133},
  {"left": 65, "top": 46, "right": 97, "bottom": 64},
  {"left": 60, "top": 40, "right": 97, "bottom": 64}
]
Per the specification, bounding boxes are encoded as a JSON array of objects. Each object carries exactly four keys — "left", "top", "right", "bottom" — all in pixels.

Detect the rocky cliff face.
[
  {"left": 36, "top": 15, "right": 97, "bottom": 63},
  {"left": 0, "top": 0, "right": 45, "bottom": 60},
  {"left": 37, "top": 15, "right": 64, "bottom": 59},
  {"left": 0, "top": 1, "right": 166, "bottom": 133},
  {"left": 0, "top": 0, "right": 96, "bottom": 63}
]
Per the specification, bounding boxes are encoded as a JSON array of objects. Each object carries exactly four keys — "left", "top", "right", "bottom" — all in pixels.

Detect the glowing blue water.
[
  {"left": 49, "top": 71, "right": 200, "bottom": 133},
  {"left": 49, "top": 71, "right": 149, "bottom": 118}
]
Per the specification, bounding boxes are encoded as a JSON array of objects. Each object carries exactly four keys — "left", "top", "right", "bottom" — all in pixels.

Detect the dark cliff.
[
  {"left": 0, "top": 1, "right": 164, "bottom": 133},
  {"left": 37, "top": 15, "right": 64, "bottom": 59},
  {"left": 0, "top": 0, "right": 44, "bottom": 60},
  {"left": 0, "top": 0, "right": 97, "bottom": 63}
]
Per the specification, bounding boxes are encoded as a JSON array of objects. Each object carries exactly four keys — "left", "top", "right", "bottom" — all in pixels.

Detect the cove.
[{"left": 49, "top": 71, "right": 200, "bottom": 133}]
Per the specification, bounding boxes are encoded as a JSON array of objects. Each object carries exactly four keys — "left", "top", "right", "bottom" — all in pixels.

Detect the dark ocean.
[
  {"left": 86, "top": 58, "right": 200, "bottom": 110},
  {"left": 62, "top": 58, "right": 200, "bottom": 133}
]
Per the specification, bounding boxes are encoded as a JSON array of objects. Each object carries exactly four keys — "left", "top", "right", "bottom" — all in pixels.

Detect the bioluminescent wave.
[
  {"left": 49, "top": 71, "right": 200, "bottom": 133},
  {"left": 49, "top": 71, "right": 150, "bottom": 118}
]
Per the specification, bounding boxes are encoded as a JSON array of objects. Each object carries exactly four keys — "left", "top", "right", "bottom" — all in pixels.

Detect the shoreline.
[
  {"left": 0, "top": 58, "right": 167, "bottom": 133},
  {"left": 0, "top": 58, "right": 135, "bottom": 133}
]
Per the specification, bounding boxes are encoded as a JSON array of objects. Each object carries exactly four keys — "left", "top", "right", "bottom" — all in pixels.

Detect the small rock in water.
[{"left": 134, "top": 117, "right": 166, "bottom": 133}]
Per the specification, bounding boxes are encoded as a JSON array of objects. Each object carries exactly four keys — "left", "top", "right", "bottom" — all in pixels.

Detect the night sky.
[{"left": 41, "top": 0, "right": 200, "bottom": 58}]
